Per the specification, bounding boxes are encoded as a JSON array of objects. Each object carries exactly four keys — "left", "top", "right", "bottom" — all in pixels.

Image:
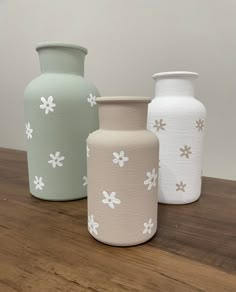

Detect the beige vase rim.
[{"left": 96, "top": 96, "right": 151, "bottom": 104}]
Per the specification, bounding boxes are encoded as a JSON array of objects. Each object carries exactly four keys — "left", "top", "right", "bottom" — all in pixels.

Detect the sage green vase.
[{"left": 24, "top": 42, "right": 99, "bottom": 201}]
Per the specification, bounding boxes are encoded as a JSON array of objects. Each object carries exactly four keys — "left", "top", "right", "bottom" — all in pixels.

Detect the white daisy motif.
[
  {"left": 88, "top": 214, "right": 99, "bottom": 235},
  {"left": 48, "top": 152, "right": 65, "bottom": 168},
  {"left": 86, "top": 144, "right": 90, "bottom": 158},
  {"left": 25, "top": 122, "right": 33, "bottom": 139},
  {"left": 113, "top": 151, "right": 129, "bottom": 167},
  {"left": 102, "top": 191, "right": 121, "bottom": 209},
  {"left": 33, "top": 176, "right": 45, "bottom": 190},
  {"left": 87, "top": 93, "right": 96, "bottom": 107},
  {"left": 143, "top": 218, "right": 154, "bottom": 234},
  {"left": 40, "top": 96, "right": 56, "bottom": 114},
  {"left": 83, "top": 176, "right": 88, "bottom": 186},
  {"left": 144, "top": 168, "right": 158, "bottom": 191}
]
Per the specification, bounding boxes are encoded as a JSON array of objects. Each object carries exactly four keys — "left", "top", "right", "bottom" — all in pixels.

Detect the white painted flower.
[
  {"left": 102, "top": 191, "right": 121, "bottom": 209},
  {"left": 88, "top": 214, "right": 99, "bottom": 235},
  {"left": 33, "top": 176, "right": 45, "bottom": 190},
  {"left": 86, "top": 144, "right": 90, "bottom": 158},
  {"left": 143, "top": 218, "right": 154, "bottom": 234},
  {"left": 40, "top": 96, "right": 56, "bottom": 114},
  {"left": 144, "top": 168, "right": 158, "bottom": 191},
  {"left": 113, "top": 151, "right": 129, "bottom": 167},
  {"left": 83, "top": 176, "right": 88, "bottom": 186},
  {"left": 25, "top": 122, "right": 33, "bottom": 139},
  {"left": 48, "top": 151, "right": 65, "bottom": 168},
  {"left": 87, "top": 93, "right": 96, "bottom": 107}
]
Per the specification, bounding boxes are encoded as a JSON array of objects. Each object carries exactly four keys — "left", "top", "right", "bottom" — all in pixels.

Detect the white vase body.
[{"left": 147, "top": 72, "right": 206, "bottom": 204}]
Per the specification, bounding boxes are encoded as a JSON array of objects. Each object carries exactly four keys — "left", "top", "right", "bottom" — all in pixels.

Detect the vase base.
[
  {"left": 30, "top": 192, "right": 86, "bottom": 202},
  {"left": 89, "top": 228, "right": 157, "bottom": 247},
  {"left": 158, "top": 195, "right": 201, "bottom": 205}
]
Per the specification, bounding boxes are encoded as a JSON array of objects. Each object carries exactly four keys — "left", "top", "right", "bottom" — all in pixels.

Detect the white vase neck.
[{"left": 153, "top": 72, "right": 198, "bottom": 98}]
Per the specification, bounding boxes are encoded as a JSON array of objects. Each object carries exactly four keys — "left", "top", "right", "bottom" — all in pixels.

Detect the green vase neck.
[{"left": 36, "top": 43, "right": 87, "bottom": 75}]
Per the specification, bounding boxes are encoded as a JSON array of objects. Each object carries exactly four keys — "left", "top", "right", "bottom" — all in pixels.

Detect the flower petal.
[
  {"left": 41, "top": 97, "right": 46, "bottom": 103},
  {"left": 119, "top": 161, "right": 124, "bottom": 167},
  {"left": 113, "top": 152, "right": 120, "bottom": 159},
  {"left": 143, "top": 229, "right": 147, "bottom": 234},
  {"left": 58, "top": 156, "right": 65, "bottom": 161},
  {"left": 144, "top": 178, "right": 151, "bottom": 185},
  {"left": 146, "top": 172, "right": 152, "bottom": 178},
  {"left": 110, "top": 192, "right": 116, "bottom": 198},
  {"left": 113, "top": 198, "right": 121, "bottom": 204},
  {"left": 102, "top": 198, "right": 108, "bottom": 204},
  {"left": 93, "top": 228, "right": 98, "bottom": 235},
  {"left": 93, "top": 222, "right": 99, "bottom": 228},
  {"left": 103, "top": 191, "right": 109, "bottom": 199},
  {"left": 50, "top": 153, "right": 55, "bottom": 159},
  {"left": 109, "top": 202, "right": 115, "bottom": 209}
]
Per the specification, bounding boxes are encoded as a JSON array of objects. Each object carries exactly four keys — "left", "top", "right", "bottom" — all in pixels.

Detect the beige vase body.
[{"left": 87, "top": 97, "right": 159, "bottom": 246}]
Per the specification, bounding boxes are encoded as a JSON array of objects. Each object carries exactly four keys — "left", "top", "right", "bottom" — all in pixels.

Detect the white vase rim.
[
  {"left": 36, "top": 42, "right": 88, "bottom": 54},
  {"left": 152, "top": 71, "right": 199, "bottom": 80},
  {"left": 96, "top": 96, "right": 151, "bottom": 104}
]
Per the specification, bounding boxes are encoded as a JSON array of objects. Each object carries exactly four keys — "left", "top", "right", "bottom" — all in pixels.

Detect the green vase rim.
[{"left": 36, "top": 42, "right": 88, "bottom": 54}]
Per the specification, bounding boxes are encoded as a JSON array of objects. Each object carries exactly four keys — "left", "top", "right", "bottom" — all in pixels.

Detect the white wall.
[{"left": 0, "top": 0, "right": 235, "bottom": 180}]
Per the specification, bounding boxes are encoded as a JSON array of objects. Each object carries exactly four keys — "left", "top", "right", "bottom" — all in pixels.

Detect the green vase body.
[{"left": 24, "top": 43, "right": 99, "bottom": 201}]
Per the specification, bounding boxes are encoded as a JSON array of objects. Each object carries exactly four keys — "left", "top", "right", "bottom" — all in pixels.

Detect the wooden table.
[{"left": 0, "top": 148, "right": 235, "bottom": 292}]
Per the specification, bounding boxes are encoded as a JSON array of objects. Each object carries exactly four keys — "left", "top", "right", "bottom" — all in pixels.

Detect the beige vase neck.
[{"left": 97, "top": 97, "right": 151, "bottom": 130}]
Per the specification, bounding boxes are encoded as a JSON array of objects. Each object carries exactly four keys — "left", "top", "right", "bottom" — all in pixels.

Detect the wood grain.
[{"left": 0, "top": 148, "right": 235, "bottom": 291}]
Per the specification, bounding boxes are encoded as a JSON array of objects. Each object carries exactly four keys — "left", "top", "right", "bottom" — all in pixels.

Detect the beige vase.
[{"left": 87, "top": 96, "right": 159, "bottom": 246}]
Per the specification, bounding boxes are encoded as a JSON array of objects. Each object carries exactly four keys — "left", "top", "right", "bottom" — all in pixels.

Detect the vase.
[
  {"left": 24, "top": 42, "right": 99, "bottom": 201},
  {"left": 147, "top": 71, "right": 206, "bottom": 204},
  {"left": 87, "top": 96, "right": 159, "bottom": 246}
]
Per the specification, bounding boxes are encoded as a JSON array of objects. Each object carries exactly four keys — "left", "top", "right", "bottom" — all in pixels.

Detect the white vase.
[{"left": 147, "top": 71, "right": 207, "bottom": 204}]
